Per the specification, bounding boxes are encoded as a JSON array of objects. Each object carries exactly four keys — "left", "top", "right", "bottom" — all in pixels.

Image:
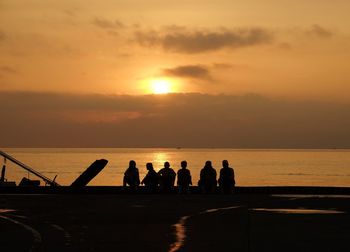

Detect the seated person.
[
  {"left": 218, "top": 160, "right": 235, "bottom": 194},
  {"left": 123, "top": 160, "right": 140, "bottom": 189},
  {"left": 158, "top": 161, "right": 176, "bottom": 192},
  {"left": 177, "top": 160, "right": 192, "bottom": 194},
  {"left": 198, "top": 160, "right": 217, "bottom": 193},
  {"left": 141, "top": 162, "right": 159, "bottom": 192}
]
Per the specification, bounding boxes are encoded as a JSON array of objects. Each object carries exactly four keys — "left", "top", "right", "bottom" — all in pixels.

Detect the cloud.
[
  {"left": 306, "top": 25, "right": 333, "bottom": 38},
  {"left": 135, "top": 27, "right": 273, "bottom": 53},
  {"left": 162, "top": 63, "right": 238, "bottom": 81},
  {"left": 0, "top": 30, "right": 84, "bottom": 59},
  {"left": 0, "top": 31, "right": 5, "bottom": 41},
  {"left": 0, "top": 66, "right": 17, "bottom": 74},
  {"left": 63, "top": 9, "right": 77, "bottom": 17},
  {"left": 277, "top": 42, "right": 292, "bottom": 50},
  {"left": 212, "top": 63, "right": 235, "bottom": 69},
  {"left": 0, "top": 91, "right": 349, "bottom": 148},
  {"left": 92, "top": 17, "right": 124, "bottom": 29},
  {"left": 162, "top": 65, "right": 211, "bottom": 80}
]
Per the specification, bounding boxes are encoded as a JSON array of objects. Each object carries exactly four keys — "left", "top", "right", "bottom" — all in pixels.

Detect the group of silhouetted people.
[{"left": 123, "top": 160, "right": 235, "bottom": 193}]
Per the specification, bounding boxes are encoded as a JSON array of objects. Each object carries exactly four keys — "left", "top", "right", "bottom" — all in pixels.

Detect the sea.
[{"left": 1, "top": 148, "right": 350, "bottom": 187}]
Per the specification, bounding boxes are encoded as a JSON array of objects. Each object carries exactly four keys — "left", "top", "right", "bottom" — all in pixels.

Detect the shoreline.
[{"left": 1, "top": 185, "right": 350, "bottom": 195}]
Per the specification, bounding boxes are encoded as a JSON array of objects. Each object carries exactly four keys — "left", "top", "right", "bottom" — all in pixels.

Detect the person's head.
[
  {"left": 204, "top": 160, "right": 212, "bottom": 168},
  {"left": 222, "top": 160, "right": 229, "bottom": 168},
  {"left": 146, "top": 162, "right": 153, "bottom": 171},
  {"left": 129, "top": 160, "right": 136, "bottom": 168},
  {"left": 164, "top": 161, "right": 170, "bottom": 168},
  {"left": 181, "top": 160, "right": 187, "bottom": 169}
]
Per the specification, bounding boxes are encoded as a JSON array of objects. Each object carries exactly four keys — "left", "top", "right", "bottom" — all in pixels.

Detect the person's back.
[
  {"left": 158, "top": 162, "right": 176, "bottom": 192},
  {"left": 198, "top": 161, "right": 217, "bottom": 193},
  {"left": 123, "top": 160, "right": 140, "bottom": 189},
  {"left": 141, "top": 162, "right": 158, "bottom": 192},
  {"left": 218, "top": 160, "right": 235, "bottom": 193},
  {"left": 177, "top": 161, "right": 192, "bottom": 194}
]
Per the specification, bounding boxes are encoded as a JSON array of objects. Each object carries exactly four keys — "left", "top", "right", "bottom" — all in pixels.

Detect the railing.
[{"left": 0, "top": 150, "right": 60, "bottom": 186}]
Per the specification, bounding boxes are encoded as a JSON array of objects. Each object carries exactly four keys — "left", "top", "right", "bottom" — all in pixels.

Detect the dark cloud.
[
  {"left": 135, "top": 27, "right": 273, "bottom": 53},
  {"left": 63, "top": 9, "right": 77, "bottom": 17},
  {"left": 0, "top": 91, "right": 349, "bottom": 148},
  {"left": 212, "top": 63, "right": 234, "bottom": 69},
  {"left": 0, "top": 66, "right": 17, "bottom": 74},
  {"left": 162, "top": 65, "right": 211, "bottom": 80},
  {"left": 162, "top": 63, "right": 238, "bottom": 81},
  {"left": 92, "top": 17, "right": 124, "bottom": 29},
  {"left": 307, "top": 25, "right": 333, "bottom": 38},
  {"left": 277, "top": 42, "right": 292, "bottom": 50},
  {"left": 0, "top": 31, "right": 5, "bottom": 41}
]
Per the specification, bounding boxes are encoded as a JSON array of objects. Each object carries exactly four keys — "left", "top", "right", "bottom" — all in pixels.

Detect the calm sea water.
[{"left": 1, "top": 148, "right": 350, "bottom": 187}]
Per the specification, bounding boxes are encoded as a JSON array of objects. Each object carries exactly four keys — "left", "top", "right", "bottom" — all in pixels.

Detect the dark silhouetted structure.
[
  {"left": 177, "top": 160, "right": 192, "bottom": 194},
  {"left": 71, "top": 159, "right": 108, "bottom": 187},
  {"left": 158, "top": 161, "right": 176, "bottom": 192},
  {"left": 218, "top": 160, "right": 235, "bottom": 193},
  {"left": 198, "top": 161, "right": 217, "bottom": 193},
  {"left": 123, "top": 160, "right": 140, "bottom": 189},
  {"left": 19, "top": 177, "right": 40, "bottom": 186},
  {"left": 141, "top": 162, "right": 159, "bottom": 192},
  {"left": 0, "top": 164, "right": 5, "bottom": 182}
]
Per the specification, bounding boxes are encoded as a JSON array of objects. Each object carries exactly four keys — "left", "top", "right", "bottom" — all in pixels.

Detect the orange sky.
[
  {"left": 1, "top": 0, "right": 350, "bottom": 101},
  {"left": 1, "top": 1, "right": 350, "bottom": 148}
]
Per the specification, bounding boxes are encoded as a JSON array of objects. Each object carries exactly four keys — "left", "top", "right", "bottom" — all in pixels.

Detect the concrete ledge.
[{"left": 0, "top": 186, "right": 350, "bottom": 195}]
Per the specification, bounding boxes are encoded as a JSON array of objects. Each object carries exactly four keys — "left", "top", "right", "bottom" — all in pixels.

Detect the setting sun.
[{"left": 150, "top": 79, "right": 172, "bottom": 94}]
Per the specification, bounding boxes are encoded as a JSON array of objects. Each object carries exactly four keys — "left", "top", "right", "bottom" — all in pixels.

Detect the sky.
[{"left": 0, "top": 0, "right": 350, "bottom": 147}]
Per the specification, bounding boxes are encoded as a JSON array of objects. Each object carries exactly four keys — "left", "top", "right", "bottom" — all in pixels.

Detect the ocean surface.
[{"left": 1, "top": 148, "right": 350, "bottom": 187}]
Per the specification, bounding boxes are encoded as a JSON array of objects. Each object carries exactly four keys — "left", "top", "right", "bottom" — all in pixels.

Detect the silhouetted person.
[
  {"left": 141, "top": 162, "right": 159, "bottom": 192},
  {"left": 123, "top": 160, "right": 140, "bottom": 189},
  {"left": 218, "top": 160, "right": 235, "bottom": 194},
  {"left": 198, "top": 161, "right": 217, "bottom": 193},
  {"left": 177, "top": 161, "right": 192, "bottom": 194},
  {"left": 158, "top": 161, "right": 176, "bottom": 193}
]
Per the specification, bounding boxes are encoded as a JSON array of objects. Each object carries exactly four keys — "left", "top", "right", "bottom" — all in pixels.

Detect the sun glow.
[{"left": 150, "top": 79, "right": 172, "bottom": 94}]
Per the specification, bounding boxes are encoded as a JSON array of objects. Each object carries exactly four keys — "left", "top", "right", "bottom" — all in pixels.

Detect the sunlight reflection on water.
[
  {"left": 252, "top": 208, "right": 345, "bottom": 214},
  {"left": 0, "top": 209, "right": 16, "bottom": 213},
  {"left": 169, "top": 206, "right": 241, "bottom": 252},
  {"left": 2, "top": 148, "right": 350, "bottom": 186}
]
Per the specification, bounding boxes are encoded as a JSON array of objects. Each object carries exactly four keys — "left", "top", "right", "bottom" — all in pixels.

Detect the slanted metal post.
[
  {"left": 0, "top": 158, "right": 5, "bottom": 182},
  {"left": 0, "top": 150, "right": 60, "bottom": 186}
]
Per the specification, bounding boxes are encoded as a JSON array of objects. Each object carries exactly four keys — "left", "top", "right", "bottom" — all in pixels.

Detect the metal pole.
[{"left": 0, "top": 150, "right": 60, "bottom": 186}]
